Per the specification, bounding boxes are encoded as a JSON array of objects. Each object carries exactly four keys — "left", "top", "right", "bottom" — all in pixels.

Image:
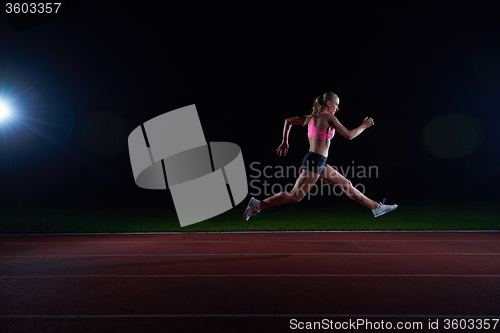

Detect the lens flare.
[
  {"left": 422, "top": 113, "right": 484, "bottom": 159},
  {"left": 0, "top": 102, "right": 11, "bottom": 120}
]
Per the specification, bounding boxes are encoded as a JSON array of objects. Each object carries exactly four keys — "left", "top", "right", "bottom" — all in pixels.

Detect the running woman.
[{"left": 244, "top": 92, "right": 397, "bottom": 221}]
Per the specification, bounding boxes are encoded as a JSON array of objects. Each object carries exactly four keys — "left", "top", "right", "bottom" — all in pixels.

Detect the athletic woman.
[{"left": 244, "top": 92, "right": 397, "bottom": 221}]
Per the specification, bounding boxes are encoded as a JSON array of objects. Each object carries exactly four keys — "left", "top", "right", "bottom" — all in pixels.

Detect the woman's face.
[{"left": 326, "top": 98, "right": 340, "bottom": 113}]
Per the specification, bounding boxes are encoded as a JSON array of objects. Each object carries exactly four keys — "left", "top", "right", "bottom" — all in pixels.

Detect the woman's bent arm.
[
  {"left": 276, "top": 116, "right": 306, "bottom": 156},
  {"left": 282, "top": 116, "right": 306, "bottom": 143}
]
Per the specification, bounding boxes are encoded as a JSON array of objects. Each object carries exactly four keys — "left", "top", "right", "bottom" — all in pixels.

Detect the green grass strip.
[{"left": 1, "top": 204, "right": 499, "bottom": 234}]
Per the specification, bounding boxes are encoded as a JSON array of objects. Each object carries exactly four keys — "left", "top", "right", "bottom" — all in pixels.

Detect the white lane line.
[
  {"left": 0, "top": 314, "right": 498, "bottom": 319},
  {"left": 1, "top": 274, "right": 500, "bottom": 278},
  {"left": 2, "top": 253, "right": 500, "bottom": 257}
]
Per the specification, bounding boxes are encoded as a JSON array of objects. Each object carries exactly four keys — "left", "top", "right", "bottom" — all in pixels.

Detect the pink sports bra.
[{"left": 307, "top": 112, "right": 335, "bottom": 140}]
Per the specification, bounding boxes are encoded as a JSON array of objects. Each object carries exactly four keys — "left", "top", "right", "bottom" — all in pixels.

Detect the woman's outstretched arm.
[
  {"left": 327, "top": 115, "right": 374, "bottom": 141},
  {"left": 276, "top": 116, "right": 306, "bottom": 156}
]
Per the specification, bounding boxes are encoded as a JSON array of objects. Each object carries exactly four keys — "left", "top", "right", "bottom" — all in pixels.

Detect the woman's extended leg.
[
  {"left": 244, "top": 169, "right": 320, "bottom": 220},
  {"left": 259, "top": 169, "right": 320, "bottom": 210},
  {"left": 319, "top": 164, "right": 379, "bottom": 210}
]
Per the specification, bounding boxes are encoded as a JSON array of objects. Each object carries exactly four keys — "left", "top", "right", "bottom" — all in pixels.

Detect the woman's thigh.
[
  {"left": 290, "top": 169, "right": 321, "bottom": 199},
  {"left": 319, "top": 164, "right": 352, "bottom": 188}
]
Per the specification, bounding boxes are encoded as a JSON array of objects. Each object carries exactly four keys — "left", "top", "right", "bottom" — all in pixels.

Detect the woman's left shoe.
[{"left": 243, "top": 197, "right": 261, "bottom": 221}]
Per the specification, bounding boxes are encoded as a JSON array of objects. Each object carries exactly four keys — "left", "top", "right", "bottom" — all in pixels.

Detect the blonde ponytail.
[{"left": 303, "top": 92, "right": 338, "bottom": 126}]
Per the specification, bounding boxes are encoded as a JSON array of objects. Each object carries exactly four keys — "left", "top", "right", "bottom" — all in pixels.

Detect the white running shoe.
[
  {"left": 243, "top": 197, "right": 261, "bottom": 221},
  {"left": 372, "top": 198, "right": 398, "bottom": 217}
]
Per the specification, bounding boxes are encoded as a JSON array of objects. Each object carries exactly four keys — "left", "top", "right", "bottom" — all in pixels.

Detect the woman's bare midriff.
[{"left": 308, "top": 137, "right": 330, "bottom": 157}]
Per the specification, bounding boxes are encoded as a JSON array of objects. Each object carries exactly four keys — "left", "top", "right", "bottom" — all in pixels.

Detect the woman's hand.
[
  {"left": 276, "top": 142, "right": 289, "bottom": 157},
  {"left": 361, "top": 117, "right": 375, "bottom": 128}
]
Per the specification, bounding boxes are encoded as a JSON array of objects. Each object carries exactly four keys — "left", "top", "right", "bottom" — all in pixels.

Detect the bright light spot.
[{"left": 0, "top": 102, "right": 11, "bottom": 120}]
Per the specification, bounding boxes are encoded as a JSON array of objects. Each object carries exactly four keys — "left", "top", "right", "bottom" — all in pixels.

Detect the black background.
[{"left": 1, "top": 1, "right": 499, "bottom": 213}]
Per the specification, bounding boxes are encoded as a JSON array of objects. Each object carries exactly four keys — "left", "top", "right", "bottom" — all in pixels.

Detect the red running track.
[{"left": 1, "top": 232, "right": 500, "bottom": 332}]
